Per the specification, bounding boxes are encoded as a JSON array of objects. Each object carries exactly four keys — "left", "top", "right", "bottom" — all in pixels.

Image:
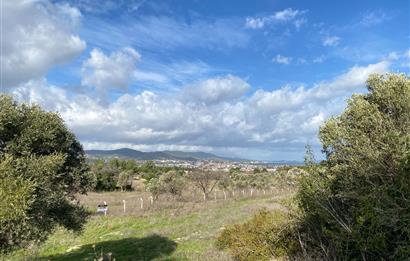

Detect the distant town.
[{"left": 85, "top": 148, "right": 302, "bottom": 172}]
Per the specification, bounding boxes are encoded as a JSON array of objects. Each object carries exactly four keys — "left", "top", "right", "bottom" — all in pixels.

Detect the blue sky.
[{"left": 2, "top": 0, "right": 410, "bottom": 160}]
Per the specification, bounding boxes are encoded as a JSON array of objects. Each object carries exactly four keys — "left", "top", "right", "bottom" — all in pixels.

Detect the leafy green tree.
[
  {"left": 117, "top": 170, "right": 133, "bottom": 192},
  {"left": 303, "top": 143, "right": 315, "bottom": 167},
  {"left": 146, "top": 177, "right": 163, "bottom": 200},
  {"left": 90, "top": 162, "right": 118, "bottom": 191},
  {"left": 218, "top": 172, "right": 233, "bottom": 191},
  {"left": 158, "top": 171, "right": 185, "bottom": 198},
  {"left": 293, "top": 73, "right": 410, "bottom": 259},
  {"left": 216, "top": 74, "right": 410, "bottom": 260},
  {"left": 0, "top": 95, "right": 92, "bottom": 252}
]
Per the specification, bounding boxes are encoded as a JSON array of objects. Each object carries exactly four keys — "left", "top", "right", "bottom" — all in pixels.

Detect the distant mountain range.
[{"left": 85, "top": 148, "right": 247, "bottom": 162}]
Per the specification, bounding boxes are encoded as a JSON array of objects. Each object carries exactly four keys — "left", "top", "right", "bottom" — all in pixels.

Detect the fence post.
[
  {"left": 123, "top": 200, "right": 126, "bottom": 213},
  {"left": 250, "top": 189, "right": 253, "bottom": 197},
  {"left": 223, "top": 190, "right": 227, "bottom": 200},
  {"left": 140, "top": 198, "right": 144, "bottom": 209}
]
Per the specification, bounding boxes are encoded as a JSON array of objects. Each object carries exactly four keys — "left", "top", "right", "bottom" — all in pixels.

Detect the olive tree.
[
  {"left": 293, "top": 74, "right": 410, "bottom": 260},
  {"left": 158, "top": 171, "right": 185, "bottom": 198},
  {"left": 117, "top": 170, "right": 133, "bottom": 192},
  {"left": 186, "top": 170, "right": 223, "bottom": 200},
  {"left": 0, "top": 95, "right": 93, "bottom": 252}
]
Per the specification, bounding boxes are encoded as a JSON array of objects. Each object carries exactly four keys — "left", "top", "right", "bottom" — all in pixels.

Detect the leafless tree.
[{"left": 186, "top": 169, "right": 224, "bottom": 200}]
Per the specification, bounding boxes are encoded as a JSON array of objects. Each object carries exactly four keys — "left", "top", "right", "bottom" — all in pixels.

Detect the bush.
[{"left": 216, "top": 209, "right": 292, "bottom": 261}]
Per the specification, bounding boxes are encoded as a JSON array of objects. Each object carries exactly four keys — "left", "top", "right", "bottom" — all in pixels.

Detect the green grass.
[{"left": 3, "top": 194, "right": 291, "bottom": 261}]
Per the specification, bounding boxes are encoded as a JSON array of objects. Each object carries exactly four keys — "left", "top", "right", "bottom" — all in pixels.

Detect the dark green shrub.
[{"left": 0, "top": 95, "right": 93, "bottom": 252}]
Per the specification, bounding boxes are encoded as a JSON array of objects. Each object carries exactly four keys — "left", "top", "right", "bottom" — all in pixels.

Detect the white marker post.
[
  {"left": 250, "top": 189, "right": 253, "bottom": 197},
  {"left": 140, "top": 198, "right": 144, "bottom": 209},
  {"left": 223, "top": 190, "right": 227, "bottom": 200},
  {"left": 149, "top": 196, "right": 154, "bottom": 205},
  {"left": 123, "top": 200, "right": 126, "bottom": 214}
]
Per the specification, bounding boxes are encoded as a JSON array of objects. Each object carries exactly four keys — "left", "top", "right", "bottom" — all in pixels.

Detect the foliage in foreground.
[
  {"left": 217, "top": 73, "right": 410, "bottom": 260},
  {"left": 216, "top": 209, "right": 292, "bottom": 261},
  {"left": 0, "top": 95, "right": 93, "bottom": 252},
  {"left": 293, "top": 73, "right": 410, "bottom": 260}
]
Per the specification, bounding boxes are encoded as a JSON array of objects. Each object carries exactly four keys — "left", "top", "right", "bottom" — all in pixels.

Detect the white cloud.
[
  {"left": 11, "top": 60, "right": 390, "bottom": 160},
  {"left": 245, "top": 17, "right": 265, "bottom": 29},
  {"left": 183, "top": 75, "right": 250, "bottom": 104},
  {"left": 273, "top": 8, "right": 301, "bottom": 21},
  {"left": 323, "top": 36, "right": 341, "bottom": 47},
  {"left": 81, "top": 48, "right": 140, "bottom": 92},
  {"left": 387, "top": 52, "right": 399, "bottom": 61},
  {"left": 1, "top": 0, "right": 86, "bottom": 88},
  {"left": 245, "top": 8, "right": 306, "bottom": 29},
  {"left": 313, "top": 55, "right": 326, "bottom": 63},
  {"left": 133, "top": 70, "right": 168, "bottom": 83},
  {"left": 360, "top": 11, "right": 389, "bottom": 27},
  {"left": 273, "top": 54, "right": 292, "bottom": 65},
  {"left": 85, "top": 15, "right": 250, "bottom": 51},
  {"left": 294, "top": 18, "right": 307, "bottom": 30},
  {"left": 406, "top": 50, "right": 410, "bottom": 59}
]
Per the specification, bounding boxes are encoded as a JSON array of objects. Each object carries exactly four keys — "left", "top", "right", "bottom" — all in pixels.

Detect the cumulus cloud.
[
  {"left": 273, "top": 54, "right": 292, "bottom": 65},
  {"left": 183, "top": 75, "right": 250, "bottom": 104},
  {"left": 323, "top": 36, "right": 341, "bottom": 47},
  {"left": 81, "top": 47, "right": 140, "bottom": 92},
  {"left": 245, "top": 8, "right": 306, "bottom": 29},
  {"left": 1, "top": 0, "right": 86, "bottom": 88},
  {"left": 11, "top": 60, "right": 390, "bottom": 160}
]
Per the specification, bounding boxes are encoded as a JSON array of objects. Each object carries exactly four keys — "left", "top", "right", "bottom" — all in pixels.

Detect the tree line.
[{"left": 88, "top": 158, "right": 289, "bottom": 201}]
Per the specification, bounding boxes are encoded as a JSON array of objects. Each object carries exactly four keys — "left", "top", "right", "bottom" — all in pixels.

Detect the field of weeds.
[{"left": 5, "top": 188, "right": 294, "bottom": 261}]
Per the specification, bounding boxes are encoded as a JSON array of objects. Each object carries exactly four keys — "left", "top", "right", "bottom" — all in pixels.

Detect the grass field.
[{"left": 4, "top": 189, "right": 294, "bottom": 261}]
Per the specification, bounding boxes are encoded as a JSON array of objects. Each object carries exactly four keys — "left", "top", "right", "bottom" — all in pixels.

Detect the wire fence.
[{"left": 83, "top": 187, "right": 295, "bottom": 217}]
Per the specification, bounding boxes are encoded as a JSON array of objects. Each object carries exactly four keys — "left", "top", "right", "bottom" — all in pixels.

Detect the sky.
[{"left": 1, "top": 0, "right": 409, "bottom": 161}]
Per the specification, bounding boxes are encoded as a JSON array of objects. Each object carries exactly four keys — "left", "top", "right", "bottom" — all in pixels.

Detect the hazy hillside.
[{"left": 85, "top": 148, "right": 243, "bottom": 161}]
